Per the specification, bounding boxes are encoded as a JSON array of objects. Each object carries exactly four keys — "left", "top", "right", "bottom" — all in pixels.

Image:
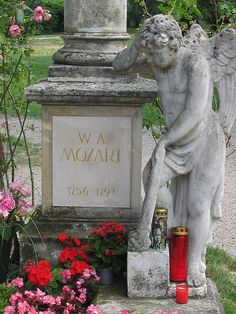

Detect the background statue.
[{"left": 113, "top": 14, "right": 236, "bottom": 287}]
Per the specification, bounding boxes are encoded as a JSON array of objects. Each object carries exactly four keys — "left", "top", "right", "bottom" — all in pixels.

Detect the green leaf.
[
  {"left": 0, "top": 31, "right": 6, "bottom": 44},
  {"left": 16, "top": 9, "right": 25, "bottom": 24},
  {"left": 0, "top": 225, "right": 12, "bottom": 242},
  {"left": 212, "top": 86, "right": 220, "bottom": 112}
]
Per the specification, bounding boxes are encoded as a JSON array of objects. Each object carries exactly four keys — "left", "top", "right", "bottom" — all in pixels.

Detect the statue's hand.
[{"left": 128, "top": 228, "right": 151, "bottom": 252}]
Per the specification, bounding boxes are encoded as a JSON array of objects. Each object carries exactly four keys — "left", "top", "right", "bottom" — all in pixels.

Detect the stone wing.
[{"left": 202, "top": 28, "right": 236, "bottom": 136}]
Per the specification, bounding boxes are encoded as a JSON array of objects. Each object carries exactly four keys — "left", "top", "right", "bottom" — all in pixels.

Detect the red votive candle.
[
  {"left": 176, "top": 285, "right": 188, "bottom": 304},
  {"left": 170, "top": 226, "right": 188, "bottom": 282}
]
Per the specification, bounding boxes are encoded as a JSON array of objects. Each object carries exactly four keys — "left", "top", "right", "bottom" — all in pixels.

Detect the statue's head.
[
  {"left": 139, "top": 14, "right": 182, "bottom": 51},
  {"left": 138, "top": 15, "right": 182, "bottom": 68}
]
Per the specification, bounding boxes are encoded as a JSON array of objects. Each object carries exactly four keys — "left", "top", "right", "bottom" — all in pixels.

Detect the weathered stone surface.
[
  {"left": 96, "top": 279, "right": 224, "bottom": 314},
  {"left": 64, "top": 0, "right": 127, "bottom": 33},
  {"left": 127, "top": 249, "right": 169, "bottom": 298},
  {"left": 25, "top": 77, "right": 157, "bottom": 104}
]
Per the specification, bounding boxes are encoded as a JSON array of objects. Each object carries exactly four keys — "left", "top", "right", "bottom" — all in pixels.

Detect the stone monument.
[
  {"left": 21, "top": 0, "right": 157, "bottom": 260},
  {"left": 113, "top": 14, "right": 236, "bottom": 294}
]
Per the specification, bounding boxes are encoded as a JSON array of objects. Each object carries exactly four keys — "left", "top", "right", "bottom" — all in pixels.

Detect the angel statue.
[{"left": 113, "top": 14, "right": 236, "bottom": 287}]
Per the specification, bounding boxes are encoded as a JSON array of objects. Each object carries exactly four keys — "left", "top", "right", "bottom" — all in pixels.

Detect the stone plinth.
[
  {"left": 22, "top": 0, "right": 157, "bottom": 262},
  {"left": 127, "top": 249, "right": 169, "bottom": 298}
]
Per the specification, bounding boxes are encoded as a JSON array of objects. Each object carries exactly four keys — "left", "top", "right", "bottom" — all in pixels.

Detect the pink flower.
[
  {"left": 9, "top": 24, "right": 21, "bottom": 37},
  {"left": 42, "top": 295, "right": 55, "bottom": 306},
  {"left": 10, "top": 181, "right": 31, "bottom": 197},
  {"left": 44, "top": 11, "right": 52, "bottom": 22},
  {"left": 10, "top": 291, "right": 23, "bottom": 306},
  {"left": 76, "top": 278, "right": 85, "bottom": 288},
  {"left": 83, "top": 269, "right": 92, "bottom": 279},
  {"left": 78, "top": 292, "right": 87, "bottom": 304},
  {"left": 17, "top": 301, "right": 30, "bottom": 314},
  {"left": 28, "top": 307, "right": 37, "bottom": 314},
  {"left": 24, "top": 290, "right": 35, "bottom": 300},
  {"left": 34, "top": 288, "right": 46, "bottom": 302},
  {"left": 86, "top": 304, "right": 102, "bottom": 314},
  {"left": 0, "top": 194, "right": 15, "bottom": 211},
  {"left": 9, "top": 277, "right": 24, "bottom": 288},
  {"left": 60, "top": 269, "right": 72, "bottom": 283},
  {"left": 33, "top": 6, "right": 44, "bottom": 22},
  {"left": 4, "top": 306, "right": 15, "bottom": 314},
  {"left": 54, "top": 296, "right": 62, "bottom": 306},
  {"left": 19, "top": 198, "right": 32, "bottom": 215},
  {"left": 121, "top": 311, "right": 132, "bottom": 314}
]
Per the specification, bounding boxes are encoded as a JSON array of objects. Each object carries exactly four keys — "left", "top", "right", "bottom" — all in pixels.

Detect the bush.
[{"left": 27, "top": 0, "right": 64, "bottom": 33}]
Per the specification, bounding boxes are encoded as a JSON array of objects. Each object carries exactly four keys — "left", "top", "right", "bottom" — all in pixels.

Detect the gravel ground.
[{"left": 3, "top": 116, "right": 236, "bottom": 259}]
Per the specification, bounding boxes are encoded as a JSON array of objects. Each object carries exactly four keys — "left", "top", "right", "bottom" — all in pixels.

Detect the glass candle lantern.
[
  {"left": 151, "top": 208, "right": 168, "bottom": 252},
  {"left": 170, "top": 226, "right": 188, "bottom": 282}
]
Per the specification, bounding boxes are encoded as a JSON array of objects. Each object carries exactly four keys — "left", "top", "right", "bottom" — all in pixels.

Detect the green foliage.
[
  {"left": 143, "top": 98, "right": 165, "bottom": 140},
  {"left": 206, "top": 246, "right": 236, "bottom": 312},
  {"left": 0, "top": 284, "right": 17, "bottom": 312},
  {"left": 27, "top": 0, "right": 64, "bottom": 33}
]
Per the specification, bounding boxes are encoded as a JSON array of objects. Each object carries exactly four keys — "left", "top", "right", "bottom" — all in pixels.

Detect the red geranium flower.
[
  {"left": 26, "top": 260, "right": 52, "bottom": 287},
  {"left": 58, "top": 233, "right": 69, "bottom": 243},
  {"left": 69, "top": 260, "right": 89, "bottom": 275},
  {"left": 59, "top": 247, "right": 78, "bottom": 263},
  {"left": 71, "top": 237, "right": 81, "bottom": 247}
]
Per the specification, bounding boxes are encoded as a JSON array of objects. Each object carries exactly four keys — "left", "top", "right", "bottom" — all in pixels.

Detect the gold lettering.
[
  {"left": 97, "top": 133, "right": 106, "bottom": 145},
  {"left": 94, "top": 149, "right": 105, "bottom": 162},
  {"left": 76, "top": 148, "right": 86, "bottom": 162},
  {"left": 78, "top": 132, "right": 91, "bottom": 144},
  {"left": 105, "top": 148, "right": 120, "bottom": 162},
  {"left": 60, "top": 148, "right": 76, "bottom": 161},
  {"left": 86, "top": 148, "right": 94, "bottom": 162}
]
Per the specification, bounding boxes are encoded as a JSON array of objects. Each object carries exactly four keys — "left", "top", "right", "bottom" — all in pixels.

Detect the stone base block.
[
  {"left": 167, "top": 281, "right": 208, "bottom": 298},
  {"left": 127, "top": 249, "right": 169, "bottom": 298}
]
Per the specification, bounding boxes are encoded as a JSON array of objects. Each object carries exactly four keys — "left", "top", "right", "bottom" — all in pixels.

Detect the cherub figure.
[{"left": 113, "top": 14, "right": 236, "bottom": 287}]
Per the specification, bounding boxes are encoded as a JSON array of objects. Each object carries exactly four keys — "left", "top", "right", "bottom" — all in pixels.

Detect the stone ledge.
[{"left": 96, "top": 279, "right": 224, "bottom": 314}]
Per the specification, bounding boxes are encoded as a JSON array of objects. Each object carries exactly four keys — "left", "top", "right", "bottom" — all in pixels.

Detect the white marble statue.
[{"left": 113, "top": 14, "right": 236, "bottom": 287}]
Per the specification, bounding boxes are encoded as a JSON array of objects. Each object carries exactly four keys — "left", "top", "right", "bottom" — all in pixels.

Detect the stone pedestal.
[
  {"left": 127, "top": 249, "right": 170, "bottom": 298},
  {"left": 21, "top": 0, "right": 156, "bottom": 261}
]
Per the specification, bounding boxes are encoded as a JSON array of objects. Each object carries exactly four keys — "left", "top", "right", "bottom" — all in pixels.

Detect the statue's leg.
[{"left": 187, "top": 168, "right": 222, "bottom": 287}]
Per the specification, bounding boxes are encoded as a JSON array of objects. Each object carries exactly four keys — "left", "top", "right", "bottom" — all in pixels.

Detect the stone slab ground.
[{"left": 96, "top": 279, "right": 224, "bottom": 314}]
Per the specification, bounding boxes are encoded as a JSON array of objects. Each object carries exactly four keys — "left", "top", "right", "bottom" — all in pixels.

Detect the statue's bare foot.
[
  {"left": 128, "top": 228, "right": 151, "bottom": 252},
  {"left": 187, "top": 265, "right": 206, "bottom": 287}
]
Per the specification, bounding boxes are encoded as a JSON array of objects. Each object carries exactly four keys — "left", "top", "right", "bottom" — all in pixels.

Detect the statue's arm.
[
  {"left": 113, "top": 43, "right": 148, "bottom": 72},
  {"left": 163, "top": 58, "right": 211, "bottom": 147}
]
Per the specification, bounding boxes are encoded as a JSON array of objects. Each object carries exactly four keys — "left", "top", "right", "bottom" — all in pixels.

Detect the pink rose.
[
  {"left": 0, "top": 195, "right": 15, "bottom": 211},
  {"left": 19, "top": 198, "right": 32, "bottom": 216},
  {"left": 44, "top": 11, "right": 52, "bottom": 22},
  {"left": 33, "top": 6, "right": 44, "bottom": 22},
  {"left": 121, "top": 311, "right": 132, "bottom": 314},
  {"left": 9, "top": 24, "right": 21, "bottom": 38},
  {"left": 10, "top": 181, "right": 31, "bottom": 197}
]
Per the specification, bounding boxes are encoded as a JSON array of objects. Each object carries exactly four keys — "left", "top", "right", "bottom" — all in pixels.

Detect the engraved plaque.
[{"left": 53, "top": 116, "right": 132, "bottom": 207}]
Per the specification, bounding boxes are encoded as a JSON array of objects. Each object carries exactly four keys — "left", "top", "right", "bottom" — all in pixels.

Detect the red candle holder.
[
  {"left": 170, "top": 226, "right": 188, "bottom": 282},
  {"left": 176, "top": 284, "right": 188, "bottom": 304}
]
